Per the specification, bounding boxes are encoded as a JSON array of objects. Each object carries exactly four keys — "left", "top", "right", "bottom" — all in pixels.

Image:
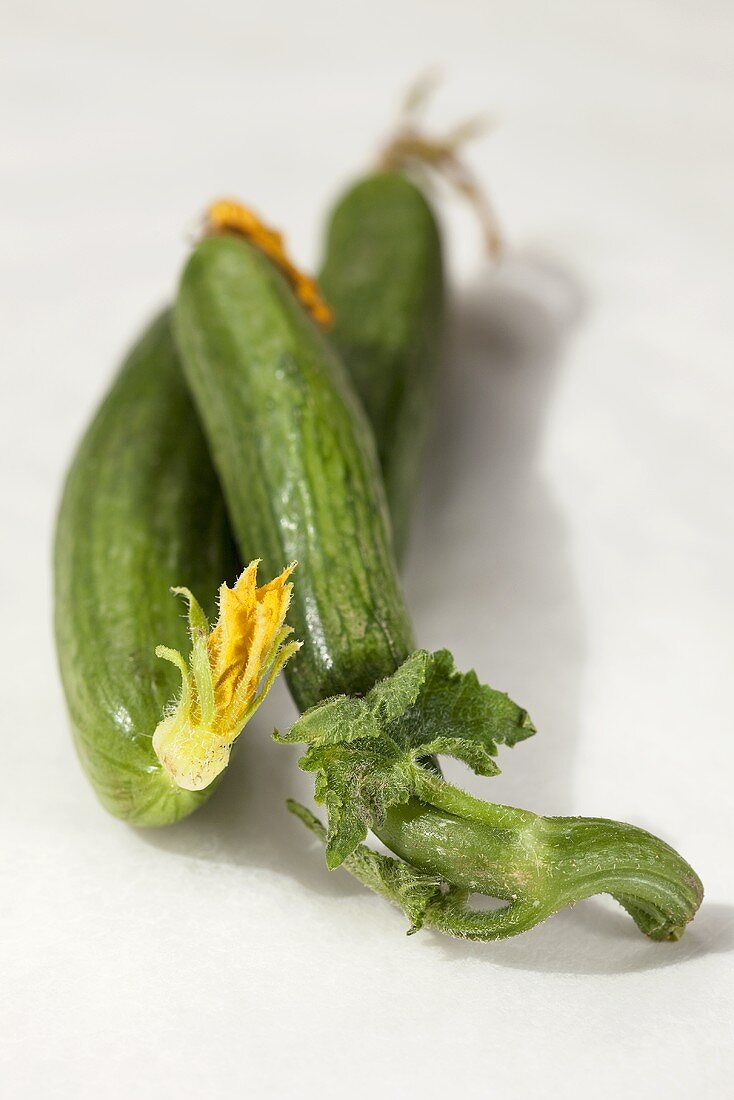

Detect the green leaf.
[
  {"left": 391, "top": 648, "right": 535, "bottom": 757},
  {"left": 276, "top": 649, "right": 534, "bottom": 868},
  {"left": 366, "top": 649, "right": 428, "bottom": 724},
  {"left": 419, "top": 736, "right": 500, "bottom": 777},
  {"left": 276, "top": 694, "right": 379, "bottom": 747}
]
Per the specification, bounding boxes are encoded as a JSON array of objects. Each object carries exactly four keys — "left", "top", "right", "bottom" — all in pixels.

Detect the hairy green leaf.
[{"left": 276, "top": 649, "right": 534, "bottom": 866}]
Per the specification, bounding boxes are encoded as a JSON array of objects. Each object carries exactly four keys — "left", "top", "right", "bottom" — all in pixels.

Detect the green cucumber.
[
  {"left": 54, "top": 313, "right": 237, "bottom": 825},
  {"left": 174, "top": 236, "right": 415, "bottom": 711},
  {"left": 175, "top": 232, "right": 702, "bottom": 942},
  {"left": 319, "top": 172, "right": 444, "bottom": 560}
]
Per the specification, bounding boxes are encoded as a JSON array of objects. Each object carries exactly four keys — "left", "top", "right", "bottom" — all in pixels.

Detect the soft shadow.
[
  {"left": 422, "top": 899, "right": 734, "bottom": 976},
  {"left": 138, "top": 679, "right": 362, "bottom": 900},
  {"left": 405, "top": 250, "right": 586, "bottom": 811}
]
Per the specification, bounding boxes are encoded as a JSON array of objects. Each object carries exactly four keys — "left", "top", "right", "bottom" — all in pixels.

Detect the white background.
[{"left": 2, "top": 1, "right": 733, "bottom": 1096}]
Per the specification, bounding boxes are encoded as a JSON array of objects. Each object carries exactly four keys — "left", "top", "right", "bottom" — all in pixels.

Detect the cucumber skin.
[
  {"left": 175, "top": 236, "right": 416, "bottom": 712},
  {"left": 54, "top": 314, "right": 238, "bottom": 825},
  {"left": 319, "top": 172, "right": 444, "bottom": 561}
]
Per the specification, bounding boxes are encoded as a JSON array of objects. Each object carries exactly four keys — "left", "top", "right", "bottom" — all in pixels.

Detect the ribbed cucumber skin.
[
  {"left": 319, "top": 172, "right": 444, "bottom": 560},
  {"left": 54, "top": 313, "right": 237, "bottom": 825},
  {"left": 175, "top": 236, "right": 416, "bottom": 712}
]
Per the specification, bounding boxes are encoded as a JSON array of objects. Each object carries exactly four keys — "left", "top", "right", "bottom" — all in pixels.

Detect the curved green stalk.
[
  {"left": 282, "top": 651, "right": 703, "bottom": 942},
  {"left": 382, "top": 789, "right": 703, "bottom": 942}
]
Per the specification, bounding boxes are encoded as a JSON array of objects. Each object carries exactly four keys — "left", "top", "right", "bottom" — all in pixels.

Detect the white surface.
[{"left": 2, "top": 1, "right": 733, "bottom": 1096}]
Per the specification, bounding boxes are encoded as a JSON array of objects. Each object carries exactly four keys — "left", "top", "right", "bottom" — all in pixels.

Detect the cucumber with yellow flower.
[
  {"left": 53, "top": 314, "right": 299, "bottom": 825},
  {"left": 53, "top": 159, "right": 447, "bottom": 824}
]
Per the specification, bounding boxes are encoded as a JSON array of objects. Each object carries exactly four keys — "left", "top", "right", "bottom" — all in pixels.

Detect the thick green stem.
[{"left": 377, "top": 783, "right": 703, "bottom": 942}]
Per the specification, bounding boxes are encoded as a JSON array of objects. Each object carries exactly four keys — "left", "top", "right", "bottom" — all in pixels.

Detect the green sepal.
[
  {"left": 169, "top": 586, "right": 215, "bottom": 727},
  {"left": 276, "top": 649, "right": 534, "bottom": 868}
]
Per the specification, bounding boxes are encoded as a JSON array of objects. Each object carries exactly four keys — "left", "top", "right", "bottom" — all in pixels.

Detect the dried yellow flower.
[
  {"left": 206, "top": 199, "right": 334, "bottom": 326},
  {"left": 153, "top": 560, "right": 301, "bottom": 791}
]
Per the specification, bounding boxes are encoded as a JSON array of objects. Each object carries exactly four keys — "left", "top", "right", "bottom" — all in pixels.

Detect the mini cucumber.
[
  {"left": 319, "top": 172, "right": 444, "bottom": 560},
  {"left": 54, "top": 313, "right": 237, "bottom": 825},
  {"left": 174, "top": 235, "right": 415, "bottom": 711}
]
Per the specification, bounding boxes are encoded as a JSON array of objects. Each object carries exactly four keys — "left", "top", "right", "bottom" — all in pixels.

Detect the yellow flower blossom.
[
  {"left": 153, "top": 560, "right": 301, "bottom": 791},
  {"left": 206, "top": 198, "right": 334, "bottom": 327}
]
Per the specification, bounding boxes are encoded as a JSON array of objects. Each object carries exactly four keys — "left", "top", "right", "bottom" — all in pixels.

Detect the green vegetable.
[
  {"left": 53, "top": 314, "right": 237, "bottom": 825},
  {"left": 319, "top": 172, "right": 444, "bottom": 560},
  {"left": 53, "top": 177, "right": 441, "bottom": 822},
  {"left": 174, "top": 231, "right": 703, "bottom": 941},
  {"left": 175, "top": 234, "right": 414, "bottom": 711}
]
